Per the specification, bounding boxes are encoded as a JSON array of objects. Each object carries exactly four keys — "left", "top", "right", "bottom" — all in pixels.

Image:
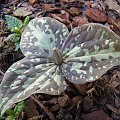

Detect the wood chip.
[{"left": 85, "top": 8, "right": 107, "bottom": 22}]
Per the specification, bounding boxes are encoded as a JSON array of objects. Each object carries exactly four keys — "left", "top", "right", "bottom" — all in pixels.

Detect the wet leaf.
[{"left": 0, "top": 17, "right": 120, "bottom": 116}]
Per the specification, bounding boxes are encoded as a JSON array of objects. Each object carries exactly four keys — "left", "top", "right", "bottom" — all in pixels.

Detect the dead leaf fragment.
[
  {"left": 13, "top": 7, "right": 32, "bottom": 17},
  {"left": 72, "top": 16, "right": 88, "bottom": 27},
  {"left": 69, "top": 7, "right": 80, "bottom": 16},
  {"left": 81, "top": 110, "right": 108, "bottom": 120},
  {"left": 60, "top": 0, "right": 76, "bottom": 2},
  {"left": 50, "top": 10, "right": 70, "bottom": 25},
  {"left": 44, "top": 4, "right": 60, "bottom": 12},
  {"left": 105, "top": 0, "right": 120, "bottom": 15},
  {"left": 24, "top": 98, "right": 39, "bottom": 119},
  {"left": 106, "top": 104, "right": 119, "bottom": 114},
  {"left": 27, "top": 0, "right": 39, "bottom": 8},
  {"left": 58, "top": 94, "right": 70, "bottom": 107},
  {"left": 85, "top": 8, "right": 107, "bottom": 22},
  {"left": 83, "top": 96, "right": 93, "bottom": 112}
]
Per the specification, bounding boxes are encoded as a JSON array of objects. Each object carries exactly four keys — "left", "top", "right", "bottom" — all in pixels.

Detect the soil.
[{"left": 0, "top": 0, "right": 120, "bottom": 120}]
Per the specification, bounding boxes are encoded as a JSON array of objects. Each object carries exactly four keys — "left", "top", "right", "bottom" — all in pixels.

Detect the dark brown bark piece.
[
  {"left": 81, "top": 110, "right": 109, "bottom": 120},
  {"left": 85, "top": 8, "right": 107, "bottom": 22}
]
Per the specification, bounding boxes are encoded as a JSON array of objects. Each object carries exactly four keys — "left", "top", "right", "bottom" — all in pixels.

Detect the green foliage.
[
  {"left": 5, "top": 15, "right": 23, "bottom": 31},
  {"left": 5, "top": 15, "right": 30, "bottom": 51},
  {"left": 1, "top": 101, "right": 25, "bottom": 120},
  {"left": 5, "top": 116, "right": 15, "bottom": 120},
  {"left": 23, "top": 16, "right": 30, "bottom": 28},
  {"left": 14, "top": 101, "right": 25, "bottom": 118}
]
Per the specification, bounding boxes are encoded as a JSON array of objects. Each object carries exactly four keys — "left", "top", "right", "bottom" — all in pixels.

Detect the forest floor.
[{"left": 0, "top": 0, "right": 120, "bottom": 120}]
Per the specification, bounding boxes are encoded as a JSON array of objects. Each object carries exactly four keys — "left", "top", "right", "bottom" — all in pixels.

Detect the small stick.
[
  {"left": 30, "top": 95, "right": 56, "bottom": 120},
  {"left": 0, "top": 70, "right": 4, "bottom": 76}
]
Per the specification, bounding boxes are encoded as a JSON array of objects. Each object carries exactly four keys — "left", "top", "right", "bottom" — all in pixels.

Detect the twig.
[
  {"left": 30, "top": 95, "right": 56, "bottom": 120},
  {"left": 0, "top": 69, "right": 4, "bottom": 76}
]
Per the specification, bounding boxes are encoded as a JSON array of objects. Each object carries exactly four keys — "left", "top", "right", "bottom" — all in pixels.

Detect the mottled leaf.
[
  {"left": 62, "top": 23, "right": 120, "bottom": 83},
  {"left": 0, "top": 55, "right": 66, "bottom": 115},
  {"left": 20, "top": 17, "right": 69, "bottom": 56},
  {"left": 0, "top": 17, "right": 120, "bottom": 117}
]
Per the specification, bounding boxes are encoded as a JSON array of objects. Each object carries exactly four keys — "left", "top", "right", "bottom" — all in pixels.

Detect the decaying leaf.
[
  {"left": 85, "top": 8, "right": 107, "bottom": 22},
  {"left": 0, "top": 17, "right": 120, "bottom": 116},
  {"left": 13, "top": 7, "right": 32, "bottom": 17},
  {"left": 44, "top": 4, "right": 60, "bottom": 12},
  {"left": 72, "top": 16, "right": 88, "bottom": 27},
  {"left": 60, "top": 0, "right": 76, "bottom": 2},
  {"left": 105, "top": 0, "right": 120, "bottom": 15},
  {"left": 50, "top": 10, "right": 70, "bottom": 25},
  {"left": 27, "top": 0, "right": 39, "bottom": 7}
]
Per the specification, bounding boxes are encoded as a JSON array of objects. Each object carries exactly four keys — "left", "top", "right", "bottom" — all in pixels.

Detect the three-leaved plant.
[{"left": 0, "top": 17, "right": 120, "bottom": 116}]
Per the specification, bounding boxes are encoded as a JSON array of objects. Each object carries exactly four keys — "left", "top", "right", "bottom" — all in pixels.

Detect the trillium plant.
[{"left": 0, "top": 17, "right": 120, "bottom": 116}]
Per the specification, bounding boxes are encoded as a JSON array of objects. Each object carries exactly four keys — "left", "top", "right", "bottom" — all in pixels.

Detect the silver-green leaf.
[
  {"left": 5, "top": 15, "right": 23, "bottom": 31},
  {"left": 0, "top": 17, "right": 120, "bottom": 116}
]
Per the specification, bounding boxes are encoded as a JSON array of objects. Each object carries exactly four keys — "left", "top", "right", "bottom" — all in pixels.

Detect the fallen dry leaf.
[
  {"left": 105, "top": 0, "right": 120, "bottom": 15},
  {"left": 44, "top": 4, "right": 60, "bottom": 12},
  {"left": 83, "top": 96, "right": 93, "bottom": 112},
  {"left": 58, "top": 94, "right": 70, "bottom": 107},
  {"left": 24, "top": 98, "right": 39, "bottom": 119},
  {"left": 69, "top": 7, "right": 80, "bottom": 16},
  {"left": 106, "top": 104, "right": 119, "bottom": 114},
  {"left": 67, "top": 96, "right": 82, "bottom": 111},
  {"left": 13, "top": 7, "right": 32, "bottom": 17},
  {"left": 72, "top": 16, "right": 88, "bottom": 27},
  {"left": 60, "top": 0, "right": 76, "bottom": 2},
  {"left": 85, "top": 1, "right": 92, "bottom": 7},
  {"left": 81, "top": 110, "right": 109, "bottom": 120},
  {"left": 91, "top": 0, "right": 106, "bottom": 11},
  {"left": 49, "top": 10, "right": 70, "bottom": 25},
  {"left": 27, "top": 0, "right": 39, "bottom": 8},
  {"left": 85, "top": 8, "right": 107, "bottom": 22}
]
